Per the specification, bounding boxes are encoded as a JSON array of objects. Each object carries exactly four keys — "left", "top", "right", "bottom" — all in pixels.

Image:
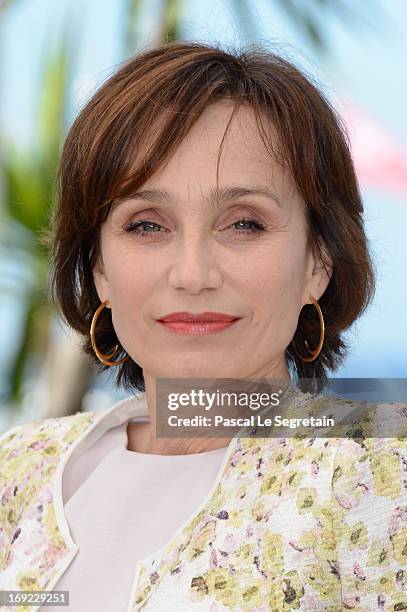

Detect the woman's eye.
[
  {"left": 230, "top": 218, "right": 267, "bottom": 235},
  {"left": 123, "top": 220, "right": 167, "bottom": 238},
  {"left": 123, "top": 218, "right": 267, "bottom": 239}
]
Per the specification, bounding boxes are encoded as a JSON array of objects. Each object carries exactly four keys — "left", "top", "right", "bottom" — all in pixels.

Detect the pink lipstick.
[{"left": 157, "top": 312, "right": 241, "bottom": 335}]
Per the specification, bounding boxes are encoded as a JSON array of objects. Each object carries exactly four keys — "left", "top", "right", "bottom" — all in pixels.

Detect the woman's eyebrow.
[{"left": 112, "top": 185, "right": 283, "bottom": 210}]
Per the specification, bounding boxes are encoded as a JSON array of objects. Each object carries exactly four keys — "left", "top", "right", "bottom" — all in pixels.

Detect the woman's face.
[{"left": 93, "top": 100, "right": 332, "bottom": 382}]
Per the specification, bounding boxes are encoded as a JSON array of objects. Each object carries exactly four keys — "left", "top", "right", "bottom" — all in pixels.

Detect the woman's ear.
[
  {"left": 303, "top": 238, "right": 334, "bottom": 304},
  {"left": 315, "top": 239, "right": 333, "bottom": 298},
  {"left": 92, "top": 254, "right": 111, "bottom": 307}
]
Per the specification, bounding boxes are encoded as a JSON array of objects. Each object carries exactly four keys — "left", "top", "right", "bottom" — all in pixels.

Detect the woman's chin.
[{"left": 159, "top": 364, "right": 233, "bottom": 381}]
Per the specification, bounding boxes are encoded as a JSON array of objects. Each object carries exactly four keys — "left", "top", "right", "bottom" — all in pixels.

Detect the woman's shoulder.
[
  {"left": 0, "top": 410, "right": 101, "bottom": 492},
  {"left": 0, "top": 392, "right": 143, "bottom": 471},
  {"left": 292, "top": 387, "right": 407, "bottom": 438},
  {"left": 0, "top": 410, "right": 99, "bottom": 452},
  {"left": 0, "top": 411, "right": 103, "bottom": 573},
  {"left": 328, "top": 407, "right": 407, "bottom": 608}
]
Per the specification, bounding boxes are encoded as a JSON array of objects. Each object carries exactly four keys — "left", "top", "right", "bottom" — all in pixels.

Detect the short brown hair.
[{"left": 44, "top": 40, "right": 376, "bottom": 393}]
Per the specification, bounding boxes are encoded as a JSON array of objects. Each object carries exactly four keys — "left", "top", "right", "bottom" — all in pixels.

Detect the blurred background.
[{"left": 0, "top": 0, "right": 406, "bottom": 432}]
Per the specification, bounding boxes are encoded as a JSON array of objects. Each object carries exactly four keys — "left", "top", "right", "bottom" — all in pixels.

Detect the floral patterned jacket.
[{"left": 1, "top": 387, "right": 407, "bottom": 612}]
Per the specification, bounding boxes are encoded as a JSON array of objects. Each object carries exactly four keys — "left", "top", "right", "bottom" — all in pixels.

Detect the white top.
[{"left": 48, "top": 411, "right": 228, "bottom": 612}]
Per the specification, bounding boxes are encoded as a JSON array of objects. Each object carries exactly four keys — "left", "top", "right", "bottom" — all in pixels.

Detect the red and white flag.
[{"left": 339, "top": 99, "right": 407, "bottom": 196}]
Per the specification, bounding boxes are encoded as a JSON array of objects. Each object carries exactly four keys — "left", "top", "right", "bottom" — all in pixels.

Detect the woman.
[{"left": 1, "top": 40, "right": 406, "bottom": 612}]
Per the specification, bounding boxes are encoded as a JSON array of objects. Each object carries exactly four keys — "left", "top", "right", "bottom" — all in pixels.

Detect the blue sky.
[{"left": 0, "top": 0, "right": 406, "bottom": 400}]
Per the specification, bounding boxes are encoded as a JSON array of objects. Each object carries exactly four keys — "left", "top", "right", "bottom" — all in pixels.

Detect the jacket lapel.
[
  {"left": 126, "top": 434, "right": 241, "bottom": 610},
  {"left": 0, "top": 393, "right": 149, "bottom": 612}
]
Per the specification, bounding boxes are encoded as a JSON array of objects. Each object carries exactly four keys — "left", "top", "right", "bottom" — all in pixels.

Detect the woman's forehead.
[{"left": 117, "top": 103, "right": 289, "bottom": 197}]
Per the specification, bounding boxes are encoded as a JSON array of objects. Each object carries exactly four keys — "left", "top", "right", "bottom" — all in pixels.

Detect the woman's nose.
[{"left": 167, "top": 234, "right": 223, "bottom": 294}]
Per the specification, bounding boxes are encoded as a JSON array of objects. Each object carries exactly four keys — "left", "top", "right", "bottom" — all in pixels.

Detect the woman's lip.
[
  {"left": 158, "top": 312, "right": 240, "bottom": 322},
  {"left": 157, "top": 319, "right": 240, "bottom": 335}
]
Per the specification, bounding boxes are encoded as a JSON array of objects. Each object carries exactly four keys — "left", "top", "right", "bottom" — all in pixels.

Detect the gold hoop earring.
[
  {"left": 291, "top": 297, "right": 325, "bottom": 363},
  {"left": 90, "top": 299, "right": 129, "bottom": 367}
]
